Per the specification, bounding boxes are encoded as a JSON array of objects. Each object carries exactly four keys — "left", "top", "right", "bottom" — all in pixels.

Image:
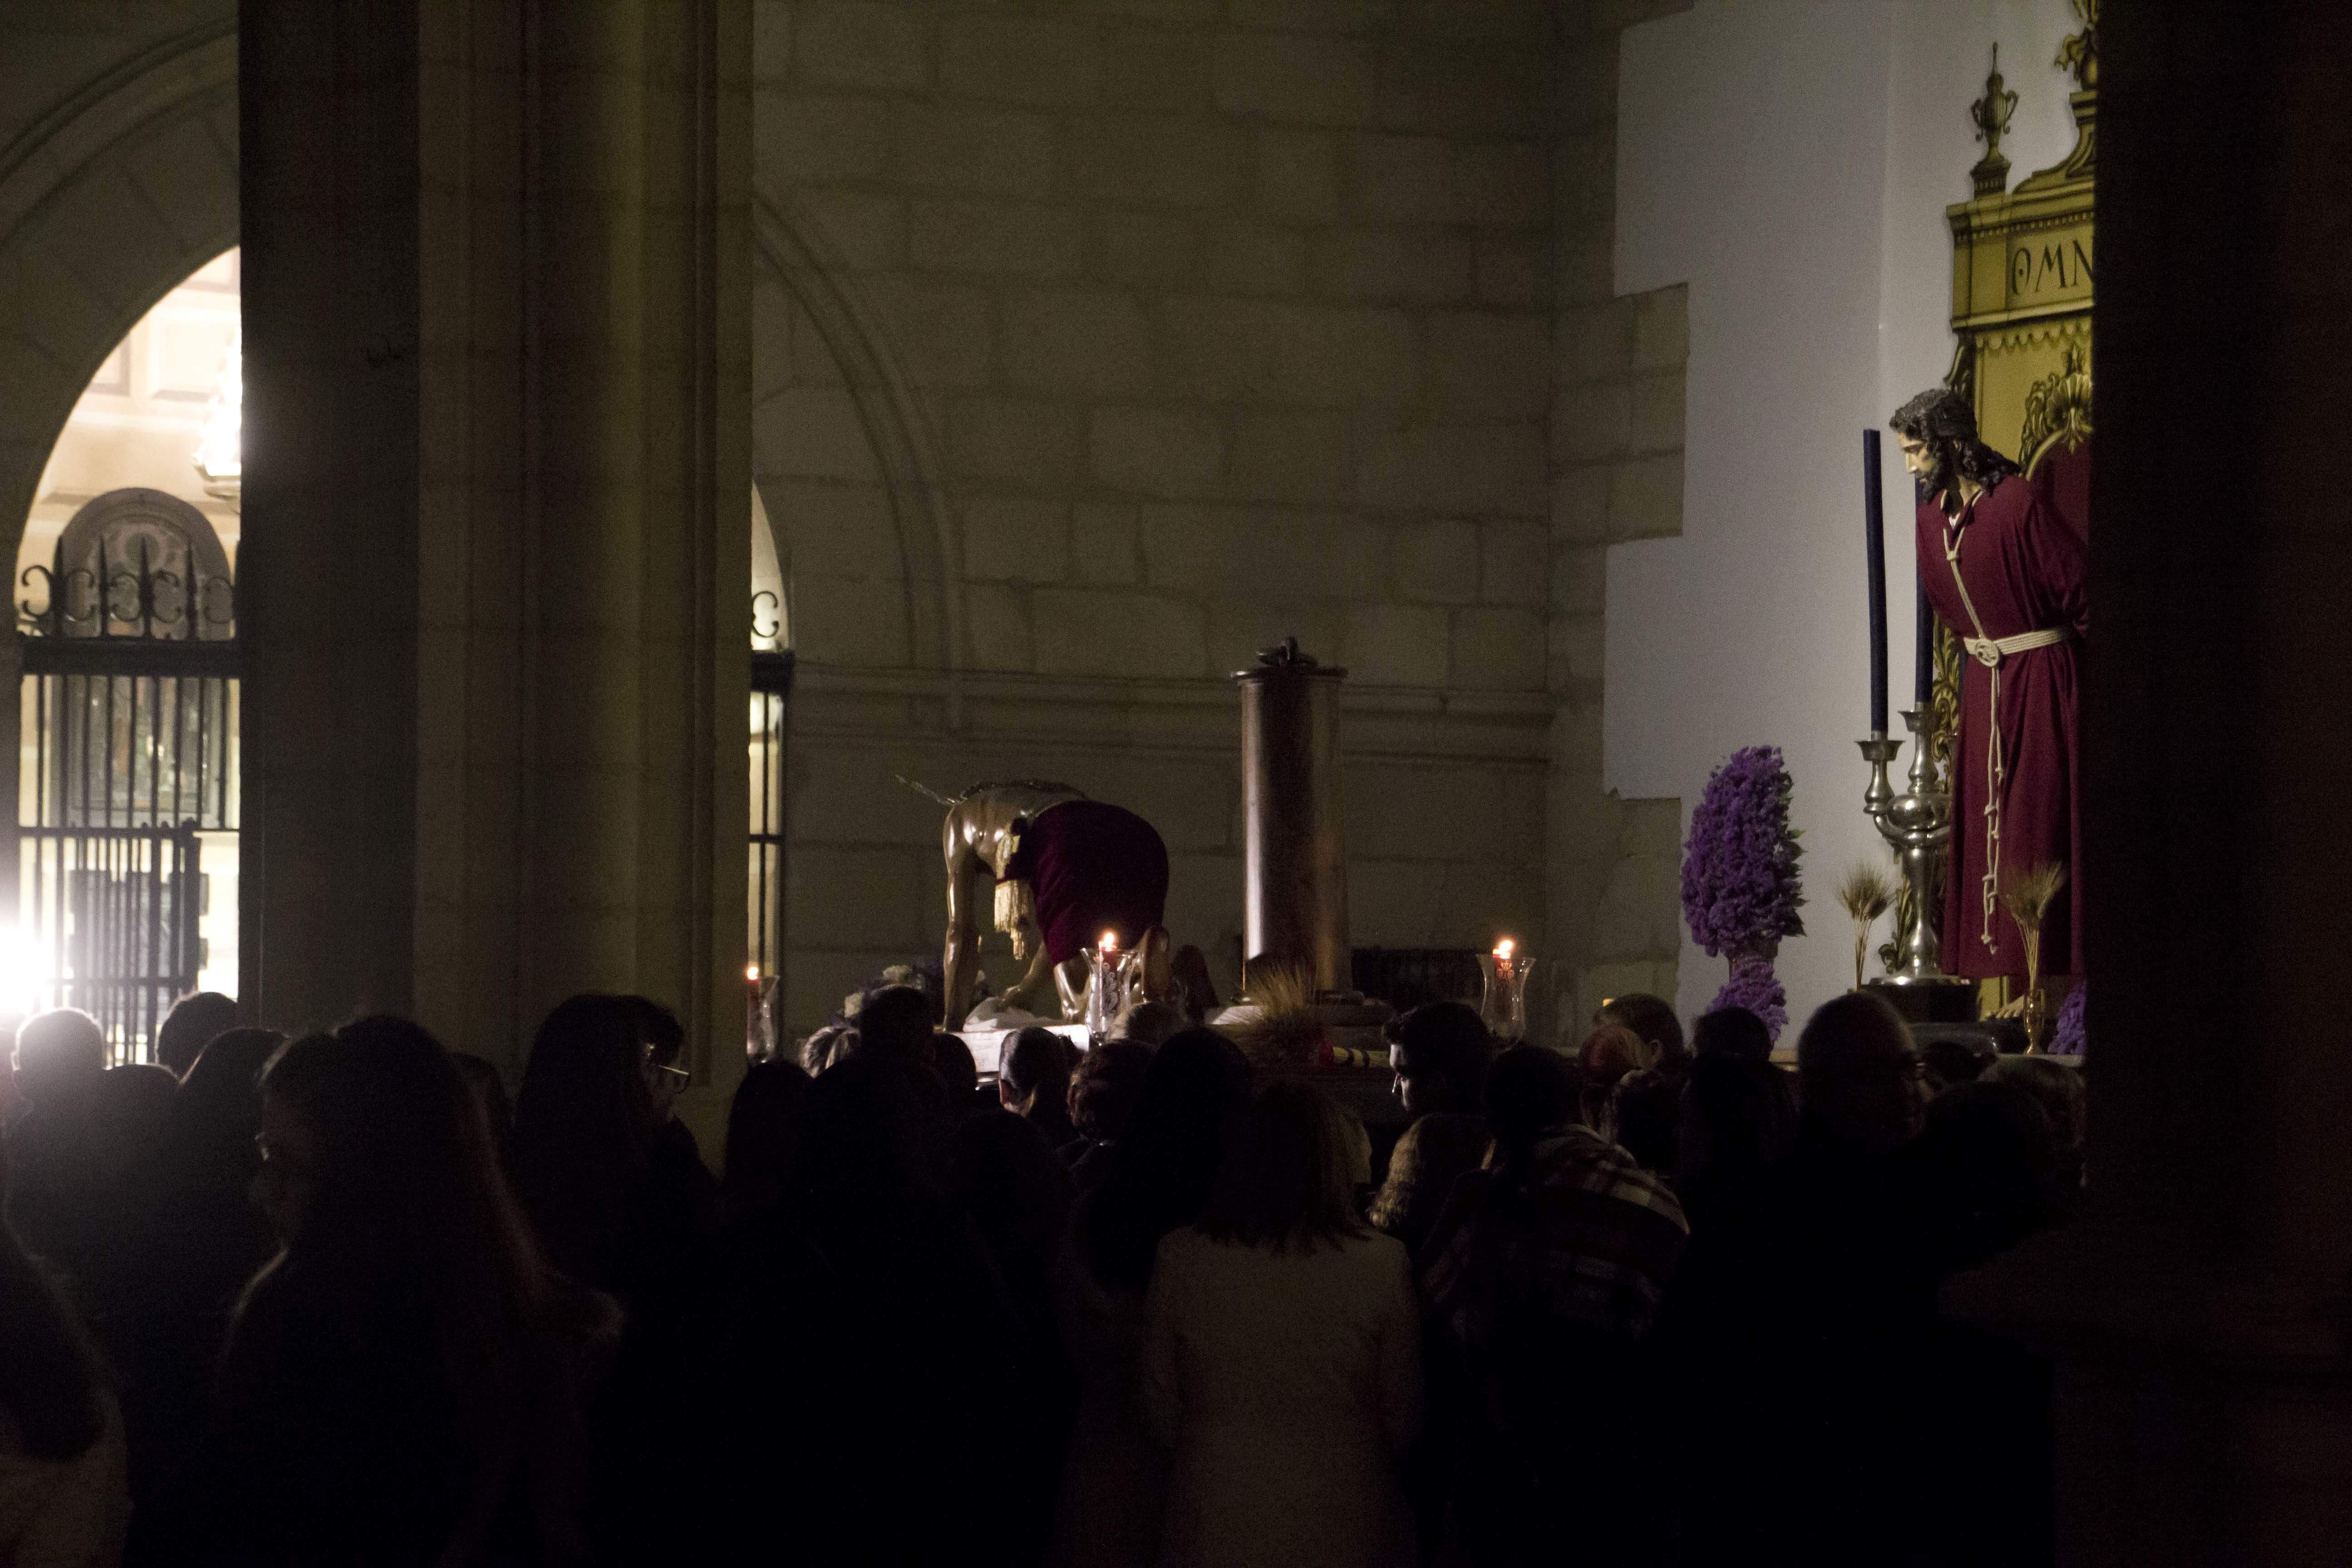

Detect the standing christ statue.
[{"left": 1892, "top": 387, "right": 2086, "bottom": 981}]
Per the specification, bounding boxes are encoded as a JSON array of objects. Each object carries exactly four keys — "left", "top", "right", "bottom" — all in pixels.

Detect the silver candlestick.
[{"left": 1857, "top": 708, "right": 1958, "bottom": 985}]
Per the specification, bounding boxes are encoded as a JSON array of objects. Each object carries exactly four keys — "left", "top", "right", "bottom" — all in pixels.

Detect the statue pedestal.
[
  {"left": 1864, "top": 975, "right": 1977, "bottom": 1024},
  {"left": 960, "top": 1022, "right": 1090, "bottom": 1079}
]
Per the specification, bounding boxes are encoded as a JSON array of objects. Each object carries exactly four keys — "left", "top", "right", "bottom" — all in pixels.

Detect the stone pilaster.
[
  {"left": 240, "top": 0, "right": 751, "bottom": 1128},
  {"left": 1546, "top": 0, "right": 1692, "bottom": 1042}
]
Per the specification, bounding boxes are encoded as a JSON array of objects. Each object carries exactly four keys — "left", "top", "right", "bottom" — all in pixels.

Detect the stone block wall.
[
  {"left": 756, "top": 0, "right": 1561, "bottom": 688},
  {"left": 0, "top": 0, "right": 1690, "bottom": 1053},
  {"left": 1546, "top": 0, "right": 1691, "bottom": 1040},
  {"left": 751, "top": 0, "right": 1565, "bottom": 1035}
]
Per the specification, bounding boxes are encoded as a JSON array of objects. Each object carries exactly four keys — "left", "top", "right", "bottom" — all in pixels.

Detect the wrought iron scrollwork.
[
  {"left": 199, "top": 574, "right": 235, "bottom": 630},
  {"left": 19, "top": 538, "right": 235, "bottom": 642},
  {"left": 750, "top": 590, "right": 783, "bottom": 644}
]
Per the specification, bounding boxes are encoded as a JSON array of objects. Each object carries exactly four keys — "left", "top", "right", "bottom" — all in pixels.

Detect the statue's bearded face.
[{"left": 1897, "top": 433, "right": 1956, "bottom": 499}]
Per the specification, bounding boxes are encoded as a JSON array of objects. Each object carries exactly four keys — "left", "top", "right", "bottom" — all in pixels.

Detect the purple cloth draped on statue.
[
  {"left": 1917, "top": 472, "right": 2087, "bottom": 980},
  {"left": 1003, "top": 800, "right": 1170, "bottom": 965}
]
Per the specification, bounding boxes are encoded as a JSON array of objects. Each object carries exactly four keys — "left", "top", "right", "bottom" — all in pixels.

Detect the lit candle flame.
[
  {"left": 1100, "top": 930, "right": 1119, "bottom": 954},
  {"left": 745, "top": 963, "right": 761, "bottom": 983},
  {"left": 1494, "top": 938, "right": 1515, "bottom": 961}
]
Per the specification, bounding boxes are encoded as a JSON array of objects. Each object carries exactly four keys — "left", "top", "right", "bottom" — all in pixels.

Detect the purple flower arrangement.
[
  {"left": 1682, "top": 746, "right": 1806, "bottom": 955},
  {"left": 2050, "top": 985, "right": 2085, "bottom": 1056},
  {"left": 1707, "top": 952, "right": 1788, "bottom": 1039},
  {"left": 1683, "top": 745, "right": 1805, "bottom": 1041}
]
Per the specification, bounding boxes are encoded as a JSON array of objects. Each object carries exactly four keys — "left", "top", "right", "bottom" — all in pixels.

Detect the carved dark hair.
[{"left": 1890, "top": 386, "right": 2019, "bottom": 491}]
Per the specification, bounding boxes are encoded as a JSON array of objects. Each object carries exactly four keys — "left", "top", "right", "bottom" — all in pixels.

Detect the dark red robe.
[
  {"left": 1002, "top": 800, "right": 1169, "bottom": 965},
  {"left": 1916, "top": 472, "right": 2087, "bottom": 980}
]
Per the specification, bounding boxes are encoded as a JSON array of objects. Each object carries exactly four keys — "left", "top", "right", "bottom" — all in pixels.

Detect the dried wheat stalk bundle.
[
  {"left": 1230, "top": 963, "right": 1323, "bottom": 1079},
  {"left": 1837, "top": 860, "right": 1899, "bottom": 990},
  {"left": 2000, "top": 860, "right": 2069, "bottom": 1038}
]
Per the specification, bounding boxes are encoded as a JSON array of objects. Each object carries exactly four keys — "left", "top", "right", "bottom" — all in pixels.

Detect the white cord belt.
[{"left": 1963, "top": 627, "right": 2068, "bottom": 666}]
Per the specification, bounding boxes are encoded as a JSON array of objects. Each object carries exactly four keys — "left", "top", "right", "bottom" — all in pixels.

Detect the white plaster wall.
[{"left": 1605, "top": 0, "right": 2082, "bottom": 1028}]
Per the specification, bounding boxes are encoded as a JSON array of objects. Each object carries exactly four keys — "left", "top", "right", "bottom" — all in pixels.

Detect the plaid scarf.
[{"left": 1423, "top": 1123, "right": 1689, "bottom": 1356}]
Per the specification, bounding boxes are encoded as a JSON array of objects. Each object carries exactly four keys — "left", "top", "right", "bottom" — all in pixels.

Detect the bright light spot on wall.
[
  {"left": 0, "top": 924, "right": 47, "bottom": 1018},
  {"left": 192, "top": 327, "right": 241, "bottom": 502}
]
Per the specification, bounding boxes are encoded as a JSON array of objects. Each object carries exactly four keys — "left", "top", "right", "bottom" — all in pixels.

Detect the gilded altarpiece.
[{"left": 1946, "top": 17, "right": 2096, "bottom": 509}]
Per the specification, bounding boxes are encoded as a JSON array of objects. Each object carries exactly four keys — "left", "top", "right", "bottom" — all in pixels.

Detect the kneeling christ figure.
[
  {"left": 941, "top": 780, "right": 1171, "bottom": 1027},
  {"left": 1892, "top": 387, "right": 2086, "bottom": 983}
]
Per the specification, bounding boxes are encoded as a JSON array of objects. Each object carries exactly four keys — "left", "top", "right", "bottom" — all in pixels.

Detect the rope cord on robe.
[
  {"left": 1965, "top": 627, "right": 2068, "bottom": 662},
  {"left": 1942, "top": 511, "right": 2073, "bottom": 956}
]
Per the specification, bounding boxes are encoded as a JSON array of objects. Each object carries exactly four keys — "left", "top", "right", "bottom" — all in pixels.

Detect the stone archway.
[
  {"left": 0, "top": 20, "right": 239, "bottom": 580},
  {"left": 753, "top": 192, "right": 962, "bottom": 677},
  {"left": 0, "top": 32, "right": 955, "bottom": 684}
]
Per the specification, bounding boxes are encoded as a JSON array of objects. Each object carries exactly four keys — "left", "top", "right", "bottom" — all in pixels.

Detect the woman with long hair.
[
  {"left": 159, "top": 1031, "right": 283, "bottom": 1299},
  {"left": 510, "top": 994, "right": 718, "bottom": 1304},
  {"left": 718, "top": 1057, "right": 810, "bottom": 1235},
  {"left": 1142, "top": 1081, "right": 1421, "bottom": 1568},
  {"left": 138, "top": 1019, "right": 606, "bottom": 1563},
  {"left": 510, "top": 995, "right": 719, "bottom": 1562},
  {"left": 135, "top": 1029, "right": 284, "bottom": 1507},
  {"left": 1052, "top": 1028, "right": 1251, "bottom": 1568},
  {"left": 743, "top": 1049, "right": 1031, "bottom": 1562},
  {"left": 1071, "top": 1029, "right": 1252, "bottom": 1299}
]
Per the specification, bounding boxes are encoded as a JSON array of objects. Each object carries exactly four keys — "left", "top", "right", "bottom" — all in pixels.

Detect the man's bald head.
[
  {"left": 13, "top": 1008, "right": 107, "bottom": 1106},
  {"left": 1796, "top": 992, "right": 1924, "bottom": 1152}
]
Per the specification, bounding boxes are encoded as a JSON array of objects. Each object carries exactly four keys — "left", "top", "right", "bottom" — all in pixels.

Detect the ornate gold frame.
[
  {"left": 2019, "top": 341, "right": 2093, "bottom": 475},
  {"left": 1945, "top": 4, "right": 2096, "bottom": 466}
]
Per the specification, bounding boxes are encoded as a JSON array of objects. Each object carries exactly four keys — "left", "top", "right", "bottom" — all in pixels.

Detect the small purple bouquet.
[
  {"left": 1710, "top": 954, "right": 1789, "bottom": 1040},
  {"left": 1683, "top": 745, "right": 1805, "bottom": 1039},
  {"left": 2049, "top": 985, "right": 2086, "bottom": 1056}
]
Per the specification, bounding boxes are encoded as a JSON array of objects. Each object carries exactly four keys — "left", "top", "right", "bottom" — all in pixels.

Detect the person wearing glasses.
[
  {"left": 622, "top": 995, "right": 695, "bottom": 1127},
  {"left": 510, "top": 994, "right": 721, "bottom": 1561},
  {"left": 510, "top": 995, "right": 717, "bottom": 1306},
  {"left": 136, "top": 1020, "right": 609, "bottom": 1564}
]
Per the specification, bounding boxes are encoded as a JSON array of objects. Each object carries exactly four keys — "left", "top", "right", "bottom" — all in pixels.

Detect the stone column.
[
  {"left": 1948, "top": 5, "right": 2352, "bottom": 1561},
  {"left": 239, "top": 0, "right": 751, "bottom": 1127},
  {"left": 1234, "top": 643, "right": 1350, "bottom": 996}
]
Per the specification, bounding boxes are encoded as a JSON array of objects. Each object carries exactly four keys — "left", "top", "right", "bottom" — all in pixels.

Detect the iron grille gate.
[
  {"left": 19, "top": 825, "right": 202, "bottom": 1055},
  {"left": 17, "top": 493, "right": 238, "bottom": 1065},
  {"left": 20, "top": 653, "right": 235, "bottom": 1062},
  {"left": 748, "top": 649, "right": 794, "bottom": 1027}
]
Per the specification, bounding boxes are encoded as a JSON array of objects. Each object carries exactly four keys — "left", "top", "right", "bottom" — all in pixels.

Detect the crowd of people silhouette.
[{"left": 0, "top": 978, "right": 2078, "bottom": 1564}]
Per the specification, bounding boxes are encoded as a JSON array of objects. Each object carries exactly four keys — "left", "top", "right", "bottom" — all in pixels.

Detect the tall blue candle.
[
  {"left": 1862, "top": 429, "right": 1888, "bottom": 735},
  {"left": 1916, "top": 582, "right": 1936, "bottom": 705}
]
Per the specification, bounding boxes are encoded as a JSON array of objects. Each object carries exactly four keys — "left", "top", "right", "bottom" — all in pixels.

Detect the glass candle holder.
[
  {"left": 745, "top": 965, "right": 774, "bottom": 1061},
  {"left": 1088, "top": 933, "right": 1122, "bottom": 1038},
  {"left": 1479, "top": 942, "right": 1534, "bottom": 1041}
]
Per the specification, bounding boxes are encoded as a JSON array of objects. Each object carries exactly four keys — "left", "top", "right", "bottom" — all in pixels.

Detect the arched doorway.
[
  {"left": 13, "top": 250, "right": 241, "bottom": 1059},
  {"left": 747, "top": 484, "right": 791, "bottom": 1051}
]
